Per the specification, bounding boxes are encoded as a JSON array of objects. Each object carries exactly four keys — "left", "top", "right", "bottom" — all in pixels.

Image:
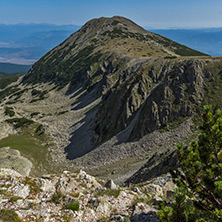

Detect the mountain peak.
[
  {"left": 22, "top": 16, "right": 207, "bottom": 88},
  {"left": 54, "top": 15, "right": 207, "bottom": 59},
  {"left": 85, "top": 15, "right": 147, "bottom": 32}
]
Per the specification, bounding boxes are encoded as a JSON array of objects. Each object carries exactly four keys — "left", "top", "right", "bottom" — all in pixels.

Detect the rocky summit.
[{"left": 0, "top": 16, "right": 222, "bottom": 188}]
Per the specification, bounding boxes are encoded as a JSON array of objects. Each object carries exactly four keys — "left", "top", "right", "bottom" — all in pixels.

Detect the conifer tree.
[{"left": 158, "top": 106, "right": 222, "bottom": 221}]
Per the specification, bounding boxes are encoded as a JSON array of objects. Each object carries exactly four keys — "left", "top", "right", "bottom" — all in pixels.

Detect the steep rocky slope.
[{"left": 0, "top": 16, "right": 222, "bottom": 183}]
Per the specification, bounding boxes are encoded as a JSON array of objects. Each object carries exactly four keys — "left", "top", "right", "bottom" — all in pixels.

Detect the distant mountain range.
[
  {"left": 1, "top": 23, "right": 222, "bottom": 65},
  {"left": 150, "top": 28, "right": 222, "bottom": 56},
  {"left": 0, "top": 24, "right": 80, "bottom": 64}
]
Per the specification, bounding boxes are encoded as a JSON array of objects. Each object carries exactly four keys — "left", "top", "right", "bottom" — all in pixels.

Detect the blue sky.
[{"left": 0, "top": 0, "right": 222, "bottom": 28}]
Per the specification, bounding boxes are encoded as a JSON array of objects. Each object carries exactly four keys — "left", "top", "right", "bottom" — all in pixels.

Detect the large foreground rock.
[{"left": 0, "top": 147, "right": 32, "bottom": 176}]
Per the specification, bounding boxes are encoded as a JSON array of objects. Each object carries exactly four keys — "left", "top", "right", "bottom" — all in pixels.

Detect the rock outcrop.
[
  {"left": 0, "top": 147, "right": 32, "bottom": 176},
  {"left": 0, "top": 169, "right": 176, "bottom": 222}
]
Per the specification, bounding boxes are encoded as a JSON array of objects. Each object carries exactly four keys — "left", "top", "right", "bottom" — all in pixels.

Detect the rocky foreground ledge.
[{"left": 0, "top": 168, "right": 175, "bottom": 222}]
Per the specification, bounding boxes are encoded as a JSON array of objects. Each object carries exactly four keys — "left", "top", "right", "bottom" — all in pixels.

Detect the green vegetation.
[
  {"left": 4, "top": 106, "right": 15, "bottom": 117},
  {"left": 31, "top": 89, "right": 48, "bottom": 99},
  {"left": 9, "top": 196, "right": 22, "bottom": 203},
  {"left": 6, "top": 117, "right": 34, "bottom": 128},
  {"left": 158, "top": 106, "right": 222, "bottom": 221},
  {"left": 0, "top": 86, "right": 20, "bottom": 103},
  {"left": 111, "top": 20, "right": 121, "bottom": 26},
  {"left": 164, "top": 56, "right": 177, "bottom": 59},
  {"left": 30, "top": 112, "right": 40, "bottom": 118},
  {"left": 203, "top": 62, "right": 222, "bottom": 108},
  {"left": 22, "top": 45, "right": 102, "bottom": 92},
  {"left": 0, "top": 71, "right": 6, "bottom": 78},
  {"left": 51, "top": 191, "right": 64, "bottom": 204},
  {"left": 57, "top": 110, "right": 68, "bottom": 115},
  {"left": 30, "top": 89, "right": 48, "bottom": 102},
  {"left": 94, "top": 189, "right": 121, "bottom": 198},
  {"left": 0, "top": 209, "right": 21, "bottom": 222},
  {"left": 0, "top": 75, "right": 20, "bottom": 90},
  {"left": 0, "top": 189, "right": 6, "bottom": 195},
  {"left": 9, "top": 88, "right": 28, "bottom": 102},
  {"left": 65, "top": 202, "right": 80, "bottom": 212},
  {"left": 35, "top": 124, "right": 45, "bottom": 135},
  {"left": 23, "top": 177, "right": 42, "bottom": 194},
  {"left": 0, "top": 122, "right": 52, "bottom": 176}
]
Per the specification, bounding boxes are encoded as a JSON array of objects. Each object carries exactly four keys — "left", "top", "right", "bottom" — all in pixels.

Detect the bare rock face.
[
  {"left": 0, "top": 147, "right": 32, "bottom": 176},
  {"left": 93, "top": 59, "right": 205, "bottom": 144},
  {"left": 129, "top": 60, "right": 205, "bottom": 139},
  {"left": 105, "top": 179, "right": 118, "bottom": 189}
]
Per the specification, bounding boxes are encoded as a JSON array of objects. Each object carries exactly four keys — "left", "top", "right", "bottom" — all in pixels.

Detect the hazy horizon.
[
  {"left": 0, "top": 0, "right": 222, "bottom": 29},
  {"left": 1, "top": 21, "right": 222, "bottom": 31}
]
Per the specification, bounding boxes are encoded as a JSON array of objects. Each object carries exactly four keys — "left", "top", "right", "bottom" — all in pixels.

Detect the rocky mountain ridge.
[{"left": 0, "top": 16, "right": 221, "bottom": 184}]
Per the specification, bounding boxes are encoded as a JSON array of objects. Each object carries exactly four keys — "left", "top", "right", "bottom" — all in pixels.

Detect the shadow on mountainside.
[
  {"left": 71, "top": 87, "right": 100, "bottom": 111},
  {"left": 64, "top": 106, "right": 98, "bottom": 159},
  {"left": 130, "top": 211, "right": 159, "bottom": 222}
]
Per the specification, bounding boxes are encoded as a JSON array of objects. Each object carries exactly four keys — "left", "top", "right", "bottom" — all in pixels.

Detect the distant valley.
[
  {"left": 0, "top": 23, "right": 80, "bottom": 64},
  {"left": 150, "top": 28, "right": 222, "bottom": 56},
  {"left": 0, "top": 62, "right": 31, "bottom": 74}
]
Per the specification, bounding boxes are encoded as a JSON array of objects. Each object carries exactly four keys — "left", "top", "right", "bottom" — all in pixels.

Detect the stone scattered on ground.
[{"left": 0, "top": 169, "right": 176, "bottom": 221}]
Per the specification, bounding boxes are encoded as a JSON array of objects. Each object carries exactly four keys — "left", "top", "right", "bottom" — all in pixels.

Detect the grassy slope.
[
  {"left": 0, "top": 122, "right": 55, "bottom": 176},
  {"left": 0, "top": 75, "right": 20, "bottom": 89}
]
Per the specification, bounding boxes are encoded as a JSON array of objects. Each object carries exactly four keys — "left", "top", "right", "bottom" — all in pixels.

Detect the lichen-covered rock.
[{"left": 10, "top": 184, "right": 30, "bottom": 199}]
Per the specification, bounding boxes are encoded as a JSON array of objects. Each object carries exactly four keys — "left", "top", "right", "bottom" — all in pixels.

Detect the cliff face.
[
  {"left": 130, "top": 59, "right": 205, "bottom": 139},
  {"left": 94, "top": 59, "right": 206, "bottom": 143}
]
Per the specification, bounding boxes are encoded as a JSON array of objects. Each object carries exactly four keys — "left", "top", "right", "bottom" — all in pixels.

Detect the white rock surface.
[{"left": 0, "top": 168, "right": 162, "bottom": 221}]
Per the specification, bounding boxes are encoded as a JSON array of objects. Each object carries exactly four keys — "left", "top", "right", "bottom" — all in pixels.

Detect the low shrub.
[
  {"left": 6, "top": 117, "right": 34, "bottom": 128},
  {"left": 51, "top": 191, "right": 64, "bottom": 204},
  {"left": 30, "top": 112, "right": 40, "bottom": 118},
  {"left": 94, "top": 189, "right": 121, "bottom": 198},
  {"left": 65, "top": 202, "right": 80, "bottom": 212},
  {"left": 4, "top": 106, "right": 15, "bottom": 117},
  {"left": 0, "top": 209, "right": 21, "bottom": 221},
  {"left": 9, "top": 196, "right": 22, "bottom": 203}
]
